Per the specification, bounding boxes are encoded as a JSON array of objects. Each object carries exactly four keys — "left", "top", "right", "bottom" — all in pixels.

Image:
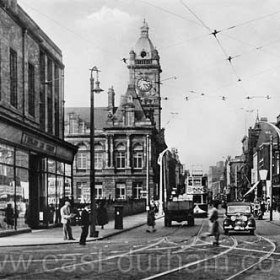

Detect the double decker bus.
[{"left": 185, "top": 169, "right": 208, "bottom": 217}]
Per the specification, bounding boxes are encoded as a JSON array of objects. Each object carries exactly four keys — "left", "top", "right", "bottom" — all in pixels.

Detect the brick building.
[{"left": 0, "top": 0, "right": 77, "bottom": 230}]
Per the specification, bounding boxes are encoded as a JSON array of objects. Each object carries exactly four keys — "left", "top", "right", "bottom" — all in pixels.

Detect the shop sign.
[
  {"left": 22, "top": 134, "right": 56, "bottom": 154},
  {"left": 187, "top": 186, "right": 206, "bottom": 194}
]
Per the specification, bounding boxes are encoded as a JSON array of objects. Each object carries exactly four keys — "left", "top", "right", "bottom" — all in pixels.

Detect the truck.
[{"left": 164, "top": 199, "right": 194, "bottom": 227}]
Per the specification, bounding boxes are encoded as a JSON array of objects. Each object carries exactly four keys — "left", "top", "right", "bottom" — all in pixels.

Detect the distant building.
[
  {"left": 65, "top": 21, "right": 167, "bottom": 204},
  {"left": 208, "top": 161, "right": 225, "bottom": 200},
  {"left": 0, "top": 0, "right": 77, "bottom": 230}
]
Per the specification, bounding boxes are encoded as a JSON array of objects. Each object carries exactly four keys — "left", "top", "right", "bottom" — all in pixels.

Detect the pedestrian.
[
  {"left": 60, "top": 201, "right": 75, "bottom": 240},
  {"left": 97, "top": 201, "right": 108, "bottom": 229},
  {"left": 201, "top": 201, "right": 220, "bottom": 246},
  {"left": 146, "top": 204, "right": 156, "bottom": 233},
  {"left": 4, "top": 204, "right": 14, "bottom": 229},
  {"left": 79, "top": 205, "right": 90, "bottom": 245}
]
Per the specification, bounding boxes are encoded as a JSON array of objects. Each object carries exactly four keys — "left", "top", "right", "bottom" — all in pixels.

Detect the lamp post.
[
  {"left": 146, "top": 135, "right": 150, "bottom": 211},
  {"left": 259, "top": 168, "right": 268, "bottom": 219},
  {"left": 89, "top": 66, "right": 103, "bottom": 237},
  {"left": 269, "top": 135, "right": 273, "bottom": 221},
  {"left": 157, "top": 147, "right": 169, "bottom": 215}
]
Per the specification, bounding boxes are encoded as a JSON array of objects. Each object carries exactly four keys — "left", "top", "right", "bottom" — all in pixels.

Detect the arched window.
[
  {"left": 133, "top": 143, "right": 143, "bottom": 169},
  {"left": 76, "top": 145, "right": 88, "bottom": 170},
  {"left": 115, "top": 143, "right": 126, "bottom": 169},
  {"left": 95, "top": 143, "right": 103, "bottom": 169}
]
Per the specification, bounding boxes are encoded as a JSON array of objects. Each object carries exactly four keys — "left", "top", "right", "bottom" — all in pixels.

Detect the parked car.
[{"left": 223, "top": 202, "right": 256, "bottom": 235}]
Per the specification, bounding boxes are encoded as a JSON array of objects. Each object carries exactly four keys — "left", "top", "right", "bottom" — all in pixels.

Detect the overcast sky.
[{"left": 18, "top": 0, "right": 280, "bottom": 172}]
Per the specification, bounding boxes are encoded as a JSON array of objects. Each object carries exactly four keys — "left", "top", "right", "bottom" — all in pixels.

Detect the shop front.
[{"left": 0, "top": 120, "right": 77, "bottom": 231}]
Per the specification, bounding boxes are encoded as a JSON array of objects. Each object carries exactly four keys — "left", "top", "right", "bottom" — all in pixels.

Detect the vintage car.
[{"left": 223, "top": 202, "right": 256, "bottom": 235}]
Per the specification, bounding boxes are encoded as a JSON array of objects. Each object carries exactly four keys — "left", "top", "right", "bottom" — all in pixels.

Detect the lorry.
[{"left": 164, "top": 199, "right": 194, "bottom": 227}]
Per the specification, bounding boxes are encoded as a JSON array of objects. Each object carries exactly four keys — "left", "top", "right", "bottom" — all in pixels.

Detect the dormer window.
[
  {"left": 128, "top": 95, "right": 133, "bottom": 103},
  {"left": 140, "top": 51, "right": 147, "bottom": 58}
]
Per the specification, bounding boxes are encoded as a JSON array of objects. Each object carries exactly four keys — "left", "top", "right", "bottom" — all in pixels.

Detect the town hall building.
[{"left": 65, "top": 21, "right": 167, "bottom": 204}]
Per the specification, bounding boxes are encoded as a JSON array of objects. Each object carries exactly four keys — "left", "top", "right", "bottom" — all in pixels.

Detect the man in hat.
[
  {"left": 79, "top": 205, "right": 91, "bottom": 245},
  {"left": 60, "top": 201, "right": 75, "bottom": 240}
]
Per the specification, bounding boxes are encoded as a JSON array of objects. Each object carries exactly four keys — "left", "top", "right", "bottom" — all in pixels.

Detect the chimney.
[{"left": 108, "top": 86, "right": 115, "bottom": 110}]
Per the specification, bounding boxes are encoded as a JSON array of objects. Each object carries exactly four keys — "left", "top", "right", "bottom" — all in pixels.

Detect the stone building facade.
[
  {"left": 0, "top": 0, "right": 77, "bottom": 230},
  {"left": 65, "top": 21, "right": 167, "bottom": 205}
]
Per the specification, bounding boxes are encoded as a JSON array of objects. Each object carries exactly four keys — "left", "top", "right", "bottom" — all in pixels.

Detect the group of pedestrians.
[{"left": 60, "top": 200, "right": 108, "bottom": 245}]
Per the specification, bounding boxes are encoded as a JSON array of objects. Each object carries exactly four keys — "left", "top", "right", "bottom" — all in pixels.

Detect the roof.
[
  {"left": 113, "top": 85, "right": 149, "bottom": 124},
  {"left": 134, "top": 20, "right": 155, "bottom": 60},
  {"left": 65, "top": 107, "right": 110, "bottom": 129}
]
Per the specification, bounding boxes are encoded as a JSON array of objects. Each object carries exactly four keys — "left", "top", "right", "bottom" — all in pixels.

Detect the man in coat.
[
  {"left": 60, "top": 201, "right": 75, "bottom": 240},
  {"left": 79, "top": 205, "right": 91, "bottom": 245}
]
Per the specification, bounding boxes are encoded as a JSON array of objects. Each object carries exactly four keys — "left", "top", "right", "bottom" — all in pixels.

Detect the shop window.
[
  {"left": 16, "top": 150, "right": 29, "bottom": 168},
  {"left": 65, "top": 164, "right": 71, "bottom": 177},
  {"left": 116, "top": 183, "right": 126, "bottom": 199},
  {"left": 0, "top": 144, "right": 14, "bottom": 165},
  {"left": 65, "top": 177, "right": 72, "bottom": 200}
]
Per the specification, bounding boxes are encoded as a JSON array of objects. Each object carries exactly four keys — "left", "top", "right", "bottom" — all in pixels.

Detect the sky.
[{"left": 18, "top": 0, "right": 280, "bottom": 172}]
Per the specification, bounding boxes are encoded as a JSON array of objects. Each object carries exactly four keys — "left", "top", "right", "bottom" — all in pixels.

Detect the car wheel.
[
  {"left": 250, "top": 230, "right": 254, "bottom": 235},
  {"left": 224, "top": 230, "right": 229, "bottom": 235}
]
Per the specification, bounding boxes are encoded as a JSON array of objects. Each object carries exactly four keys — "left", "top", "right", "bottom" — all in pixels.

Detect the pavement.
[
  {"left": 0, "top": 212, "right": 152, "bottom": 247},
  {"left": 1, "top": 208, "right": 280, "bottom": 248}
]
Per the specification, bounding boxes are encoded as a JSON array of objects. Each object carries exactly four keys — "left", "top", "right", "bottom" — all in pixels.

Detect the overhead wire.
[{"left": 180, "top": 0, "right": 242, "bottom": 82}]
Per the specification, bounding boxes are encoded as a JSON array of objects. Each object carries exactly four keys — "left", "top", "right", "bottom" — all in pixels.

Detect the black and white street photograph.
[{"left": 1, "top": 0, "right": 280, "bottom": 279}]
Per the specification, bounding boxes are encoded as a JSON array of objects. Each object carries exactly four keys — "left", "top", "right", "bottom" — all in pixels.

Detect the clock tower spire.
[{"left": 127, "top": 20, "right": 162, "bottom": 131}]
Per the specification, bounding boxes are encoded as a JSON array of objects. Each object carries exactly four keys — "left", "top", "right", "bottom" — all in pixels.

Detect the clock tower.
[{"left": 128, "top": 20, "right": 162, "bottom": 131}]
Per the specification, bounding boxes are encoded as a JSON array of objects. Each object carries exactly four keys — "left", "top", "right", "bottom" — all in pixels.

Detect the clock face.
[{"left": 137, "top": 77, "right": 152, "bottom": 92}]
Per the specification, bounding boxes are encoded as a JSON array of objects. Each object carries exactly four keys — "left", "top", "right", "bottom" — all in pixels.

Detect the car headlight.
[
  {"left": 231, "top": 215, "right": 236, "bottom": 221},
  {"left": 242, "top": 215, "right": 248, "bottom": 221}
]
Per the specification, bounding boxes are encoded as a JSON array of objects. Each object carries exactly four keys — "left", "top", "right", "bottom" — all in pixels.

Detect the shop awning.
[{"left": 243, "top": 181, "right": 260, "bottom": 197}]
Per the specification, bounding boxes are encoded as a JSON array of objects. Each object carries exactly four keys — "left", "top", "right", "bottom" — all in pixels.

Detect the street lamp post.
[
  {"left": 89, "top": 66, "right": 103, "bottom": 237},
  {"left": 146, "top": 135, "right": 150, "bottom": 211},
  {"left": 269, "top": 135, "right": 273, "bottom": 221},
  {"left": 157, "top": 147, "right": 169, "bottom": 215}
]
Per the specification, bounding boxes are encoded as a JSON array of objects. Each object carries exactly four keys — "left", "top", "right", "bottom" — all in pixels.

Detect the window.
[
  {"left": 95, "top": 183, "right": 103, "bottom": 198},
  {"left": 77, "top": 152, "right": 87, "bottom": 170},
  {"left": 78, "top": 182, "right": 90, "bottom": 203},
  {"left": 95, "top": 144, "right": 103, "bottom": 169},
  {"left": 116, "top": 183, "right": 126, "bottom": 199},
  {"left": 10, "top": 49, "right": 17, "bottom": 108},
  {"left": 133, "top": 144, "right": 143, "bottom": 169},
  {"left": 116, "top": 152, "right": 125, "bottom": 168},
  {"left": 95, "top": 153, "right": 103, "bottom": 169},
  {"left": 116, "top": 143, "right": 126, "bottom": 169},
  {"left": 39, "top": 51, "right": 46, "bottom": 131},
  {"left": 54, "top": 64, "right": 60, "bottom": 137},
  {"left": 133, "top": 182, "right": 143, "bottom": 199},
  {"left": 47, "top": 58, "right": 53, "bottom": 134},
  {"left": 28, "top": 63, "right": 35, "bottom": 116}
]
